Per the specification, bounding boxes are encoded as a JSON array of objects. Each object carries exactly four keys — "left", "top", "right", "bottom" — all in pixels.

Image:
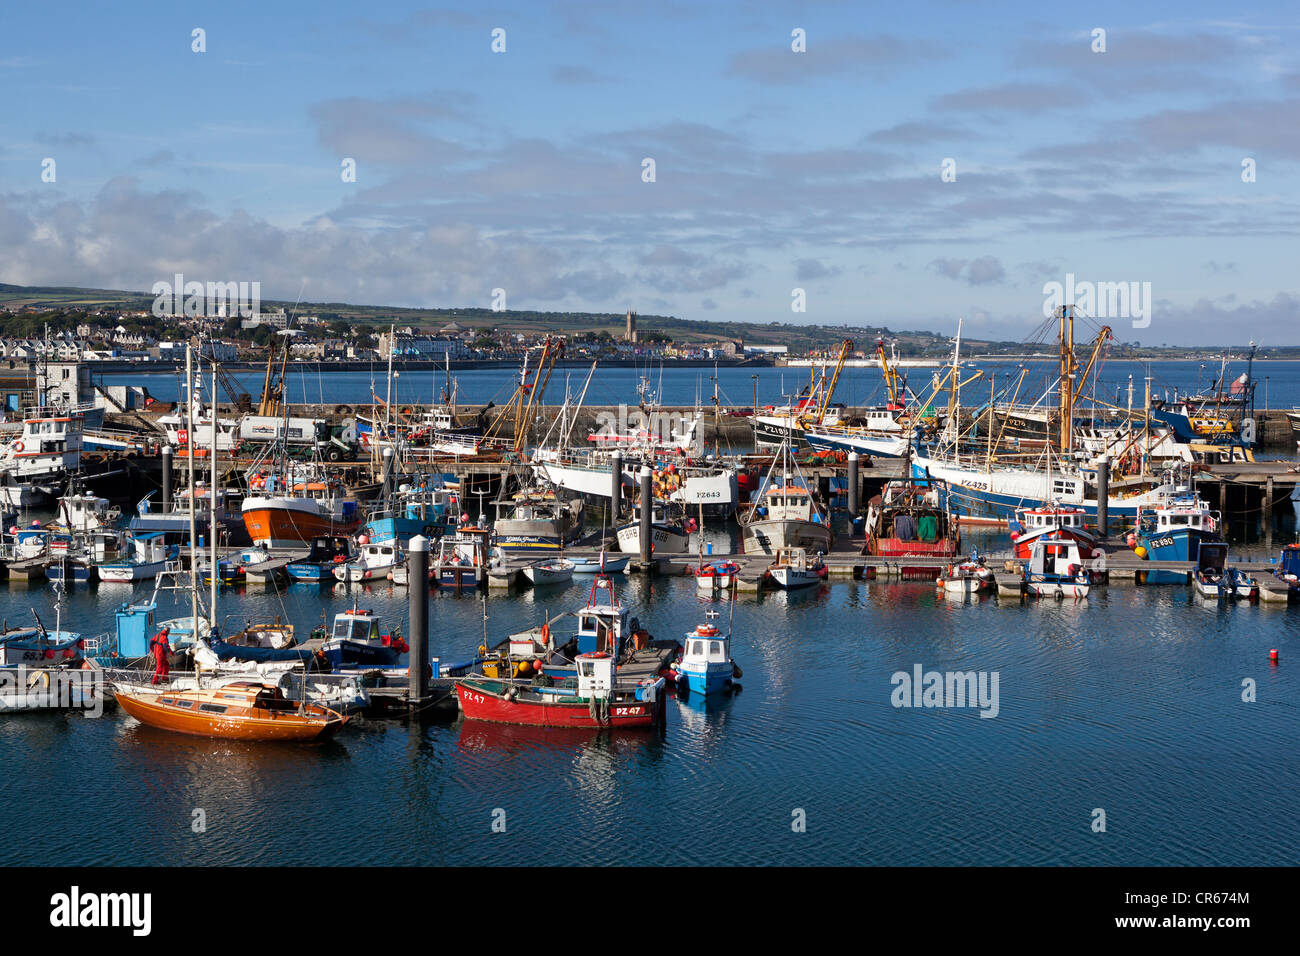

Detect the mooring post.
[
  {"left": 1096, "top": 457, "right": 1109, "bottom": 540},
  {"left": 847, "top": 452, "right": 860, "bottom": 521},
  {"left": 381, "top": 446, "right": 395, "bottom": 501},
  {"left": 1264, "top": 476, "right": 1274, "bottom": 547},
  {"left": 161, "top": 444, "right": 173, "bottom": 512},
  {"left": 638, "top": 465, "right": 652, "bottom": 566},
  {"left": 610, "top": 450, "right": 622, "bottom": 524},
  {"left": 407, "top": 535, "right": 429, "bottom": 706}
]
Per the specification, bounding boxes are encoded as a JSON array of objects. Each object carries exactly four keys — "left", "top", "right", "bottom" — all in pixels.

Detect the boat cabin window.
[
  {"left": 174, "top": 700, "right": 193, "bottom": 708},
  {"left": 579, "top": 662, "right": 594, "bottom": 677},
  {"left": 710, "top": 641, "right": 722, "bottom": 655},
  {"left": 692, "top": 641, "right": 704, "bottom": 656},
  {"left": 199, "top": 703, "right": 228, "bottom": 714}
]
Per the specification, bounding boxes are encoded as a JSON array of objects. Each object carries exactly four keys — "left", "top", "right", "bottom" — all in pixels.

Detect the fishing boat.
[
  {"left": 615, "top": 505, "right": 691, "bottom": 555},
  {"left": 333, "top": 539, "right": 402, "bottom": 583},
  {"left": 1023, "top": 534, "right": 1093, "bottom": 599},
  {"left": 242, "top": 472, "right": 361, "bottom": 548},
  {"left": 419, "top": 525, "right": 492, "bottom": 588},
  {"left": 0, "top": 623, "right": 83, "bottom": 667},
  {"left": 492, "top": 490, "right": 585, "bottom": 555},
  {"left": 456, "top": 652, "right": 666, "bottom": 729},
  {"left": 1131, "top": 487, "right": 1222, "bottom": 585},
  {"left": 319, "top": 607, "right": 407, "bottom": 668},
  {"left": 285, "top": 535, "right": 353, "bottom": 583},
  {"left": 0, "top": 661, "right": 103, "bottom": 713},
  {"left": 361, "top": 479, "right": 459, "bottom": 545},
  {"left": 863, "top": 477, "right": 960, "bottom": 577},
  {"left": 113, "top": 681, "right": 347, "bottom": 741},
  {"left": 95, "top": 532, "right": 174, "bottom": 583},
  {"left": 767, "top": 546, "right": 826, "bottom": 590},
  {"left": 938, "top": 560, "right": 995, "bottom": 596},
  {"left": 1009, "top": 504, "right": 1099, "bottom": 560},
  {"left": 741, "top": 440, "right": 833, "bottom": 556},
  {"left": 523, "top": 559, "right": 575, "bottom": 587},
  {"left": 51, "top": 489, "right": 119, "bottom": 533},
  {"left": 671, "top": 615, "right": 741, "bottom": 696},
  {"left": 0, "top": 410, "right": 85, "bottom": 506},
  {"left": 129, "top": 486, "right": 247, "bottom": 546}
]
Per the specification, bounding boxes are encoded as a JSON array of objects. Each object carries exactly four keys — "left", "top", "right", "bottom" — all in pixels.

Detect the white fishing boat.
[
  {"left": 333, "top": 540, "right": 402, "bottom": 583},
  {"left": 96, "top": 533, "right": 174, "bottom": 583},
  {"left": 523, "top": 558, "right": 575, "bottom": 586},
  {"left": 615, "top": 506, "right": 691, "bottom": 554},
  {"left": 1024, "top": 534, "right": 1092, "bottom": 599},
  {"left": 741, "top": 441, "right": 833, "bottom": 556},
  {"left": 767, "top": 546, "right": 825, "bottom": 590},
  {"left": 694, "top": 561, "right": 739, "bottom": 591}
]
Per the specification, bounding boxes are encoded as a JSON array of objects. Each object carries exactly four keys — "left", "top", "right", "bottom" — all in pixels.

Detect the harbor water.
[
  {"left": 4, "top": 526, "right": 1298, "bottom": 866},
  {"left": 93, "top": 359, "right": 1300, "bottom": 411}
]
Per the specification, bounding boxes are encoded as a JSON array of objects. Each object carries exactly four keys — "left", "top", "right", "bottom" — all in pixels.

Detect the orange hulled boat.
[
  {"left": 114, "top": 681, "right": 347, "bottom": 741},
  {"left": 241, "top": 475, "right": 361, "bottom": 548}
]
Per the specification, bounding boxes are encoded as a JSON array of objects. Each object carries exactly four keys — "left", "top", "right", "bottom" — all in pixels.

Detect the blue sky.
[{"left": 1, "top": 1, "right": 1298, "bottom": 344}]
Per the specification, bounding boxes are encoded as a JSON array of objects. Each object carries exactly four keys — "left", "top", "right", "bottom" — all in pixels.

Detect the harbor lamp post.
[{"left": 751, "top": 374, "right": 758, "bottom": 413}]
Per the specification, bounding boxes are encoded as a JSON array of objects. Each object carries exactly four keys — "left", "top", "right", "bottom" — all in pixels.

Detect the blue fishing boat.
[
  {"left": 1132, "top": 488, "right": 1222, "bottom": 585},
  {"left": 362, "top": 480, "right": 459, "bottom": 545},
  {"left": 285, "top": 535, "right": 353, "bottom": 583},
  {"left": 672, "top": 614, "right": 741, "bottom": 696},
  {"left": 320, "top": 608, "right": 407, "bottom": 668},
  {"left": 1275, "top": 544, "right": 1300, "bottom": 602}
]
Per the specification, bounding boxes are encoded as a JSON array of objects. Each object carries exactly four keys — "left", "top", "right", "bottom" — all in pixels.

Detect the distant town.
[{"left": 1, "top": 283, "right": 1295, "bottom": 368}]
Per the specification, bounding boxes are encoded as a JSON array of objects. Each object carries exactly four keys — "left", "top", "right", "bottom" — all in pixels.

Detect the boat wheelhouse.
[
  {"left": 1024, "top": 534, "right": 1098, "bottom": 600},
  {"left": 1134, "top": 488, "right": 1222, "bottom": 585},
  {"left": 673, "top": 619, "right": 740, "bottom": 696},
  {"left": 1009, "top": 504, "right": 1099, "bottom": 560},
  {"left": 321, "top": 608, "right": 405, "bottom": 668}
]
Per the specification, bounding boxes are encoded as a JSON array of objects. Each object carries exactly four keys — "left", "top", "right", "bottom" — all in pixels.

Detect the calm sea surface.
[
  {"left": 3, "top": 523, "right": 1299, "bottom": 866},
  {"left": 93, "top": 359, "right": 1300, "bottom": 410}
]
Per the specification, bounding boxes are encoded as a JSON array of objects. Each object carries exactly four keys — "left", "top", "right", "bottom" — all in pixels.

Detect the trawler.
[{"left": 740, "top": 441, "right": 832, "bottom": 556}]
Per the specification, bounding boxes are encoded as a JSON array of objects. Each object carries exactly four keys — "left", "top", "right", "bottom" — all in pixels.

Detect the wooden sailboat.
[
  {"left": 115, "top": 682, "right": 345, "bottom": 740},
  {"left": 113, "top": 344, "right": 349, "bottom": 742}
]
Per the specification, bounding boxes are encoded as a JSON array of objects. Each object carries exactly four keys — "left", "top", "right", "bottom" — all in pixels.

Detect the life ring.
[
  {"left": 12, "top": 440, "right": 23, "bottom": 453},
  {"left": 399, "top": 406, "right": 414, "bottom": 416}
]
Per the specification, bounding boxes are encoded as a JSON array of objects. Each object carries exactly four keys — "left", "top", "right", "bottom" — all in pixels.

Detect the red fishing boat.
[
  {"left": 863, "top": 477, "right": 960, "bottom": 577},
  {"left": 456, "top": 652, "right": 666, "bottom": 729}
]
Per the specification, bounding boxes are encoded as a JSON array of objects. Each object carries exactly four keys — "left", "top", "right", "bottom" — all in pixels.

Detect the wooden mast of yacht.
[{"left": 186, "top": 344, "right": 198, "bottom": 632}]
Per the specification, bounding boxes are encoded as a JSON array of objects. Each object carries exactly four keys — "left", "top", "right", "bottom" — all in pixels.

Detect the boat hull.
[
  {"left": 114, "top": 690, "right": 344, "bottom": 740},
  {"left": 242, "top": 502, "right": 360, "bottom": 549},
  {"left": 615, "top": 521, "right": 691, "bottom": 555},
  {"left": 743, "top": 519, "right": 832, "bottom": 556},
  {"left": 456, "top": 679, "right": 664, "bottom": 729}
]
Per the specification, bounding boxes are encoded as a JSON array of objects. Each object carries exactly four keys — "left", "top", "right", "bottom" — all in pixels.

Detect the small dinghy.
[
  {"left": 569, "top": 554, "right": 629, "bottom": 574},
  {"left": 523, "top": 558, "right": 575, "bottom": 586},
  {"left": 938, "top": 560, "right": 995, "bottom": 596}
]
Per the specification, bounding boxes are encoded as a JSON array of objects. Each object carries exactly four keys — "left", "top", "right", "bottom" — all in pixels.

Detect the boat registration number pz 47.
[
  {"left": 613, "top": 706, "right": 643, "bottom": 716},
  {"left": 461, "top": 691, "right": 486, "bottom": 705}
]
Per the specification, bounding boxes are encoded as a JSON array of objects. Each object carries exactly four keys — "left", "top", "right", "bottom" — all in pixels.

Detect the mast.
[
  {"left": 185, "top": 344, "right": 198, "bottom": 631},
  {"left": 209, "top": 354, "right": 219, "bottom": 626}
]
